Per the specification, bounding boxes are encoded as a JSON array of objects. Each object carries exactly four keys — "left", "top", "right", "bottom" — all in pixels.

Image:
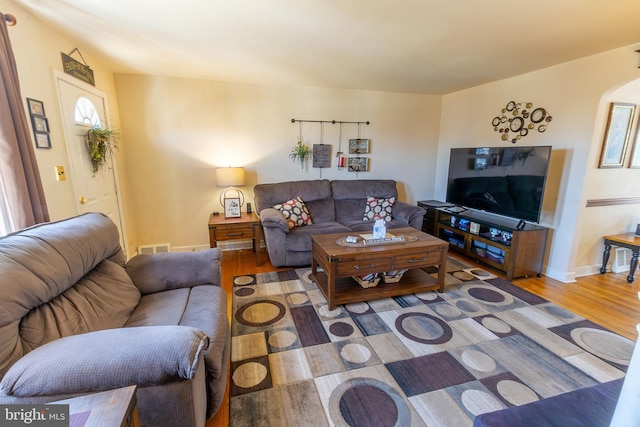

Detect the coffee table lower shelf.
[{"left": 311, "top": 268, "right": 441, "bottom": 309}]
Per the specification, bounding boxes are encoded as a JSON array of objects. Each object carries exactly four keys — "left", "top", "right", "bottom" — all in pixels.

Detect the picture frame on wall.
[
  {"left": 34, "top": 133, "right": 51, "bottom": 149},
  {"left": 598, "top": 102, "right": 636, "bottom": 168},
  {"left": 26, "top": 97, "right": 51, "bottom": 149},
  {"left": 629, "top": 125, "right": 640, "bottom": 168},
  {"left": 224, "top": 197, "right": 241, "bottom": 218},
  {"left": 348, "top": 139, "right": 369, "bottom": 154},
  {"left": 32, "top": 116, "right": 49, "bottom": 133},
  {"left": 348, "top": 157, "right": 369, "bottom": 172},
  {"left": 27, "top": 98, "right": 45, "bottom": 116}
]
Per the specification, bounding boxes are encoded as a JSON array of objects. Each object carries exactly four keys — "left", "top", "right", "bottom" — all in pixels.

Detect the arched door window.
[{"left": 74, "top": 96, "right": 101, "bottom": 127}]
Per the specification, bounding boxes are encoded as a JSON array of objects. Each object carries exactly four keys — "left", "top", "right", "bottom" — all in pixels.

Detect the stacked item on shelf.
[
  {"left": 472, "top": 241, "right": 487, "bottom": 258},
  {"left": 442, "top": 229, "right": 465, "bottom": 249},
  {"left": 485, "top": 244, "right": 505, "bottom": 264}
]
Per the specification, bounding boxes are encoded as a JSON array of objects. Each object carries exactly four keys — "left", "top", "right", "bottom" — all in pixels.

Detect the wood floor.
[{"left": 207, "top": 248, "right": 640, "bottom": 427}]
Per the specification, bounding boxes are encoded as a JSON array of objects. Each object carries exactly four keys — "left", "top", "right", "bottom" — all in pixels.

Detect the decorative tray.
[{"left": 336, "top": 234, "right": 417, "bottom": 247}]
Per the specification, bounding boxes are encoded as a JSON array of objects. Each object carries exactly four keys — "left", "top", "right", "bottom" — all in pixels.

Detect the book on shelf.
[{"left": 359, "top": 232, "right": 406, "bottom": 245}]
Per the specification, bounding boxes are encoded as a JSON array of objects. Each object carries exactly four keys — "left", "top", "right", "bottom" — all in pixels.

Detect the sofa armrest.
[
  {"left": 259, "top": 208, "right": 290, "bottom": 234},
  {"left": 126, "top": 249, "right": 221, "bottom": 295},
  {"left": 0, "top": 326, "right": 208, "bottom": 397},
  {"left": 394, "top": 202, "right": 427, "bottom": 229}
]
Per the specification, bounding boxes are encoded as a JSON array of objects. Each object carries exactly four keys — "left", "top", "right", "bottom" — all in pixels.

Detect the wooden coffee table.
[{"left": 311, "top": 227, "right": 449, "bottom": 309}]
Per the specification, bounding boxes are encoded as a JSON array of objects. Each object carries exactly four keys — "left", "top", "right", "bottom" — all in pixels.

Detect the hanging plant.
[
  {"left": 289, "top": 140, "right": 311, "bottom": 170},
  {"left": 86, "top": 126, "right": 119, "bottom": 174}
]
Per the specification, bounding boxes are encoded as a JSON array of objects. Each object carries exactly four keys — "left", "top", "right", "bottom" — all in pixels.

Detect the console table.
[{"left": 601, "top": 233, "right": 639, "bottom": 283}]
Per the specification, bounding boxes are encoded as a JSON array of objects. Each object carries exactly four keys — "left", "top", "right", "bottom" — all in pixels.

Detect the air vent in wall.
[
  {"left": 138, "top": 244, "right": 170, "bottom": 255},
  {"left": 612, "top": 247, "right": 631, "bottom": 273}
]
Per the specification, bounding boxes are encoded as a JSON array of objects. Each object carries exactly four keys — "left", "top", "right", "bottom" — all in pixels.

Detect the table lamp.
[{"left": 216, "top": 167, "right": 245, "bottom": 215}]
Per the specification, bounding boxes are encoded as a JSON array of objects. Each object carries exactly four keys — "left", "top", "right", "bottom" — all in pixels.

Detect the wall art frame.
[
  {"left": 599, "top": 102, "right": 636, "bottom": 168},
  {"left": 348, "top": 157, "right": 369, "bottom": 172},
  {"left": 34, "top": 133, "right": 51, "bottom": 149},
  {"left": 224, "top": 197, "right": 241, "bottom": 218},
  {"left": 348, "top": 139, "right": 369, "bottom": 154},
  {"left": 629, "top": 138, "right": 640, "bottom": 168},
  {"left": 27, "top": 98, "right": 45, "bottom": 116},
  {"left": 26, "top": 97, "right": 52, "bottom": 149}
]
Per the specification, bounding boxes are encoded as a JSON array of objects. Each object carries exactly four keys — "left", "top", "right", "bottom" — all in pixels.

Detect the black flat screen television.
[{"left": 445, "top": 145, "right": 552, "bottom": 223}]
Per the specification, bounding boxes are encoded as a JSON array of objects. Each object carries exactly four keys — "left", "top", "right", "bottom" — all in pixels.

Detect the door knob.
[{"left": 79, "top": 196, "right": 87, "bottom": 204}]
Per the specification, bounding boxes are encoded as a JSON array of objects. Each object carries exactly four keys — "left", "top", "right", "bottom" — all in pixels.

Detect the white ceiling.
[{"left": 10, "top": 0, "right": 640, "bottom": 94}]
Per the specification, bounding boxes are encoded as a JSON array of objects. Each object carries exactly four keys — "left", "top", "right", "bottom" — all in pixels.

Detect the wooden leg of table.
[
  {"left": 327, "top": 263, "right": 336, "bottom": 310},
  {"left": 628, "top": 251, "right": 638, "bottom": 283},
  {"left": 253, "top": 224, "right": 262, "bottom": 266},
  {"left": 437, "top": 250, "right": 447, "bottom": 292},
  {"left": 601, "top": 243, "right": 611, "bottom": 274}
]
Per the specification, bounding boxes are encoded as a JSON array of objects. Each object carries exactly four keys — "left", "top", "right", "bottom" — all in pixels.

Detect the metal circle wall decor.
[{"left": 492, "top": 102, "right": 552, "bottom": 143}]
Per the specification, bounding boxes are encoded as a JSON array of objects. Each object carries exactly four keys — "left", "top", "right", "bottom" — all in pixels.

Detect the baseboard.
[
  {"left": 170, "top": 244, "right": 212, "bottom": 252},
  {"left": 544, "top": 265, "right": 577, "bottom": 283}
]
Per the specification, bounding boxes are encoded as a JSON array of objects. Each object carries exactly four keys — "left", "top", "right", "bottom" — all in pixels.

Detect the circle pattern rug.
[{"left": 229, "top": 265, "right": 633, "bottom": 427}]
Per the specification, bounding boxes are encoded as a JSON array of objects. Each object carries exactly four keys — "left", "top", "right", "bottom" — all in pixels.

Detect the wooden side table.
[
  {"left": 208, "top": 212, "right": 262, "bottom": 265},
  {"left": 601, "top": 232, "right": 640, "bottom": 283},
  {"left": 50, "top": 385, "right": 139, "bottom": 427}
]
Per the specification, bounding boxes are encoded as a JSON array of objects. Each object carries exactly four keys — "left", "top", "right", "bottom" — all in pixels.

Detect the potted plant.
[
  {"left": 289, "top": 140, "right": 311, "bottom": 171},
  {"left": 86, "top": 127, "right": 119, "bottom": 174}
]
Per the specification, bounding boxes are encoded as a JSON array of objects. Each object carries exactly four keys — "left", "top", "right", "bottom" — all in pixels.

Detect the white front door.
[{"left": 55, "top": 72, "right": 127, "bottom": 254}]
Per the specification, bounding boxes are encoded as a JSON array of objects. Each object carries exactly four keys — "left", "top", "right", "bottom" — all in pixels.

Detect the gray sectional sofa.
[
  {"left": 0, "top": 213, "right": 229, "bottom": 427},
  {"left": 254, "top": 179, "right": 426, "bottom": 267}
]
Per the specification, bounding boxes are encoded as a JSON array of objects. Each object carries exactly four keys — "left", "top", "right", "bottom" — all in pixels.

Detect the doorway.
[{"left": 54, "top": 71, "right": 127, "bottom": 255}]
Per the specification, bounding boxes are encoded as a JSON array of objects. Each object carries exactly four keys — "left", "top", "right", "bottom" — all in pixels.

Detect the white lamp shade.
[{"left": 216, "top": 167, "right": 245, "bottom": 187}]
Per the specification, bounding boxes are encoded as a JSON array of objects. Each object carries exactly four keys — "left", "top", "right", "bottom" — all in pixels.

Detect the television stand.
[{"left": 435, "top": 208, "right": 549, "bottom": 281}]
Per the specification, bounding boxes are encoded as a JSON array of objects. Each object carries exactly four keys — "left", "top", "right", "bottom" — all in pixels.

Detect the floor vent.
[
  {"left": 612, "top": 247, "right": 631, "bottom": 273},
  {"left": 138, "top": 244, "right": 171, "bottom": 255}
]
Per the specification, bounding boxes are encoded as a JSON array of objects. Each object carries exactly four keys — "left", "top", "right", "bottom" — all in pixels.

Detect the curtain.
[{"left": 0, "top": 12, "right": 49, "bottom": 232}]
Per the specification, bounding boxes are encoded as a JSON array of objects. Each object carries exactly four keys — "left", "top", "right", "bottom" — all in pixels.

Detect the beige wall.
[
  {"left": 114, "top": 74, "right": 442, "bottom": 250},
  {"left": 2, "top": 0, "right": 137, "bottom": 256},
  {"left": 438, "top": 45, "right": 640, "bottom": 282},
  {"left": 6, "top": 0, "right": 640, "bottom": 278}
]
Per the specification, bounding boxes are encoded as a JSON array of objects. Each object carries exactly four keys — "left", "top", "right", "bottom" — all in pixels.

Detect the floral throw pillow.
[
  {"left": 273, "top": 196, "right": 313, "bottom": 229},
  {"left": 362, "top": 196, "right": 396, "bottom": 222}
]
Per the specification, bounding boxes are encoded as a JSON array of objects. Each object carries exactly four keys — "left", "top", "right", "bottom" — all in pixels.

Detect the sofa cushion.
[
  {"left": 286, "top": 222, "right": 351, "bottom": 252},
  {"left": 0, "top": 213, "right": 124, "bottom": 378},
  {"left": 274, "top": 196, "right": 313, "bottom": 229},
  {"left": 20, "top": 260, "right": 141, "bottom": 353},
  {"left": 126, "top": 249, "right": 221, "bottom": 295},
  {"left": 363, "top": 196, "right": 396, "bottom": 222},
  {"left": 332, "top": 180, "right": 398, "bottom": 223},
  {"left": 254, "top": 179, "right": 335, "bottom": 223},
  {"left": 0, "top": 326, "right": 208, "bottom": 397}
]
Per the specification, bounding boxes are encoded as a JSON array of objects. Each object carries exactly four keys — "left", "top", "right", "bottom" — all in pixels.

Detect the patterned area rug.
[{"left": 229, "top": 258, "right": 633, "bottom": 426}]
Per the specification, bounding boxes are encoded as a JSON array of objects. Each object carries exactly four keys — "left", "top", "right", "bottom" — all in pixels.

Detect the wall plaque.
[{"left": 61, "top": 52, "right": 95, "bottom": 86}]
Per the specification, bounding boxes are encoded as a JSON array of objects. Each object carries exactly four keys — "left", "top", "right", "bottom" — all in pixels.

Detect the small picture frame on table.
[
  {"left": 224, "top": 197, "right": 241, "bottom": 218},
  {"left": 598, "top": 102, "right": 636, "bottom": 168}
]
